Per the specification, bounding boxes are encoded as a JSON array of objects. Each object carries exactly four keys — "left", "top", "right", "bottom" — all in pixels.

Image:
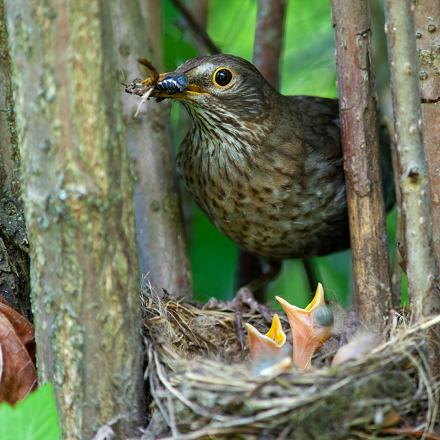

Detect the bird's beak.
[
  {"left": 276, "top": 283, "right": 333, "bottom": 371},
  {"left": 151, "top": 72, "right": 207, "bottom": 99},
  {"left": 245, "top": 313, "right": 286, "bottom": 359}
]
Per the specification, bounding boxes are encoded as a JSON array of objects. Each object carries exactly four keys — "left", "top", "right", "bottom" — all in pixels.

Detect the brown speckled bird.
[
  {"left": 142, "top": 54, "right": 393, "bottom": 278},
  {"left": 152, "top": 54, "right": 355, "bottom": 260}
]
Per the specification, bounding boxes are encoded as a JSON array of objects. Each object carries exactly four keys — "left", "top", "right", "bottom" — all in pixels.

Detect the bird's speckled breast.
[{"left": 176, "top": 120, "right": 349, "bottom": 259}]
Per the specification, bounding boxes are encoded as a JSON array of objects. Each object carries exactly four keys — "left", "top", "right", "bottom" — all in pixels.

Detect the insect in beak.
[{"left": 155, "top": 73, "right": 189, "bottom": 95}]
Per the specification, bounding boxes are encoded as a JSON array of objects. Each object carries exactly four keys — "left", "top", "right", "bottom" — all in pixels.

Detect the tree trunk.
[
  {"left": 112, "top": 0, "right": 192, "bottom": 299},
  {"left": 5, "top": 1, "right": 145, "bottom": 437},
  {"left": 384, "top": 0, "right": 440, "bottom": 320},
  {"left": 332, "top": 0, "right": 392, "bottom": 331},
  {"left": 0, "top": 0, "right": 29, "bottom": 317},
  {"left": 414, "top": 0, "right": 440, "bottom": 264}
]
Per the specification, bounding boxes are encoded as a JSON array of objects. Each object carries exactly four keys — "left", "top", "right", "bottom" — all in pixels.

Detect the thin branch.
[
  {"left": 187, "top": 0, "right": 209, "bottom": 55},
  {"left": 390, "top": 118, "right": 405, "bottom": 309},
  {"left": 253, "top": 0, "right": 287, "bottom": 90},
  {"left": 331, "top": 0, "right": 392, "bottom": 331},
  {"left": 384, "top": 0, "right": 440, "bottom": 319},
  {"left": 171, "top": 0, "right": 220, "bottom": 55}
]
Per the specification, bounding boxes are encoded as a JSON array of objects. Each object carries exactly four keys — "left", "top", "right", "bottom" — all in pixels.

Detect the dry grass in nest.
[{"left": 139, "top": 289, "right": 440, "bottom": 440}]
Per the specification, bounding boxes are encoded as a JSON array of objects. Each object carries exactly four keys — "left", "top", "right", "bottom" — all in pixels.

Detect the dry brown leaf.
[
  {"left": 0, "top": 299, "right": 37, "bottom": 404},
  {"left": 0, "top": 298, "right": 35, "bottom": 363}
]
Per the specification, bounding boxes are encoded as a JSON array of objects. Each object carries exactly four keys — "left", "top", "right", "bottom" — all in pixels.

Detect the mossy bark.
[
  {"left": 0, "top": 0, "right": 29, "bottom": 317},
  {"left": 112, "top": 0, "right": 192, "bottom": 299},
  {"left": 5, "top": 1, "right": 145, "bottom": 437}
]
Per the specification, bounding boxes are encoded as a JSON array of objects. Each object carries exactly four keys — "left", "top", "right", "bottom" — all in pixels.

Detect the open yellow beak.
[
  {"left": 245, "top": 313, "right": 286, "bottom": 360},
  {"left": 276, "top": 283, "right": 333, "bottom": 371}
]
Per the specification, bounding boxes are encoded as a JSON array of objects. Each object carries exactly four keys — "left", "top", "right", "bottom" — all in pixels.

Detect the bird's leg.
[
  {"left": 302, "top": 258, "right": 318, "bottom": 294},
  {"left": 244, "top": 259, "right": 282, "bottom": 298},
  {"left": 235, "top": 259, "right": 281, "bottom": 317},
  {"left": 235, "top": 251, "right": 265, "bottom": 302},
  {"left": 205, "top": 260, "right": 282, "bottom": 347},
  {"left": 233, "top": 260, "right": 282, "bottom": 347}
]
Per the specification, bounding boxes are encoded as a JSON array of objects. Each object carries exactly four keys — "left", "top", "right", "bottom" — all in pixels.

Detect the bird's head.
[{"left": 152, "top": 54, "right": 276, "bottom": 122}]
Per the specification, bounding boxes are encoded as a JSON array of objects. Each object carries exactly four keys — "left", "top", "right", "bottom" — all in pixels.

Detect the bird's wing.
[{"left": 284, "top": 96, "right": 341, "bottom": 160}]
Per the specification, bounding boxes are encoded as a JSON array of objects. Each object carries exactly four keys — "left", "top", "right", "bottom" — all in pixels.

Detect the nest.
[{"left": 139, "top": 289, "right": 440, "bottom": 440}]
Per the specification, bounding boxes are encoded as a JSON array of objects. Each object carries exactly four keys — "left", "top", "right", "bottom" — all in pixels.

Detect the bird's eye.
[{"left": 214, "top": 68, "right": 233, "bottom": 87}]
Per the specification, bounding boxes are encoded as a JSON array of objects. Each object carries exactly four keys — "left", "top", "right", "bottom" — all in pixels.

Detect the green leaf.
[{"left": 0, "top": 384, "right": 61, "bottom": 440}]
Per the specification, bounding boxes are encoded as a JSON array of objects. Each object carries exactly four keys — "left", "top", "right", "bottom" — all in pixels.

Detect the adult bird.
[{"left": 136, "top": 54, "right": 393, "bottom": 299}]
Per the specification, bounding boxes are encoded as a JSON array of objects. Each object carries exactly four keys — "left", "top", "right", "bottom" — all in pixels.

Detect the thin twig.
[
  {"left": 388, "top": 116, "right": 405, "bottom": 308},
  {"left": 381, "top": 428, "right": 440, "bottom": 440},
  {"left": 153, "top": 351, "right": 212, "bottom": 418},
  {"left": 171, "top": 0, "right": 220, "bottom": 54}
]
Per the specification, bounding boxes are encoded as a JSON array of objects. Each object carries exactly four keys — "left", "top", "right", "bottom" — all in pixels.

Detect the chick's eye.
[{"left": 214, "top": 68, "right": 233, "bottom": 86}]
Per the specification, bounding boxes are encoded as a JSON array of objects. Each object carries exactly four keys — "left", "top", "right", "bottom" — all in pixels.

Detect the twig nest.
[{"left": 141, "top": 290, "right": 440, "bottom": 439}]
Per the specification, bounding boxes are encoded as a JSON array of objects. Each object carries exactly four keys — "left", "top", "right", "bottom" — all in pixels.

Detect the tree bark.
[
  {"left": 112, "top": 0, "right": 192, "bottom": 299},
  {"left": 5, "top": 1, "right": 145, "bottom": 437},
  {"left": 414, "top": 0, "right": 440, "bottom": 264},
  {"left": 332, "top": 0, "right": 392, "bottom": 331},
  {"left": 253, "top": 0, "right": 287, "bottom": 90},
  {"left": 0, "top": 0, "right": 29, "bottom": 317},
  {"left": 384, "top": 0, "right": 440, "bottom": 319}
]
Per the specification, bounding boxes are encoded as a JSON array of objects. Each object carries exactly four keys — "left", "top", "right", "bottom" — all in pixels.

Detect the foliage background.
[{"left": 163, "top": 0, "right": 400, "bottom": 308}]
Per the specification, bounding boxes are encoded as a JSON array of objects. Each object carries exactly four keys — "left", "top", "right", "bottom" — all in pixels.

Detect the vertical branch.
[
  {"left": 332, "top": 0, "right": 392, "bottom": 330},
  {"left": 384, "top": 0, "right": 440, "bottom": 319},
  {"left": 390, "top": 129, "right": 405, "bottom": 308},
  {"left": 171, "top": 0, "right": 220, "bottom": 54},
  {"left": 188, "top": 0, "right": 210, "bottom": 54},
  {"left": 253, "top": 0, "right": 287, "bottom": 90},
  {"left": 0, "top": 0, "right": 29, "bottom": 316},
  {"left": 113, "top": 0, "right": 192, "bottom": 299},
  {"left": 414, "top": 0, "right": 440, "bottom": 263},
  {"left": 5, "top": 1, "right": 145, "bottom": 437}
]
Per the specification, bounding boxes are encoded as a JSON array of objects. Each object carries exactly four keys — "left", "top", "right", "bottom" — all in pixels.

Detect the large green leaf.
[{"left": 0, "top": 384, "right": 61, "bottom": 440}]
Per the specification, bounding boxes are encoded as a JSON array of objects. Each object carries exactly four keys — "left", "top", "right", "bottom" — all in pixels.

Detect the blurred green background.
[{"left": 162, "top": 0, "right": 401, "bottom": 308}]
